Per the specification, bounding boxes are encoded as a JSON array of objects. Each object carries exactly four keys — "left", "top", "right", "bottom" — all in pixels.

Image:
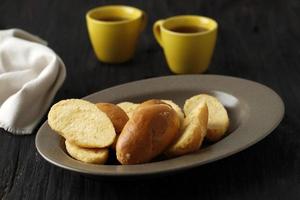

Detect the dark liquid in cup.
[
  {"left": 170, "top": 26, "right": 208, "bottom": 33},
  {"left": 97, "top": 16, "right": 129, "bottom": 22}
]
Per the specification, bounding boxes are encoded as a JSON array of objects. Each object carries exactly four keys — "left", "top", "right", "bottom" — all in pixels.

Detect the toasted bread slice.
[
  {"left": 117, "top": 102, "right": 140, "bottom": 118},
  {"left": 184, "top": 94, "right": 229, "bottom": 142},
  {"left": 65, "top": 140, "right": 109, "bottom": 164},
  {"left": 162, "top": 100, "right": 184, "bottom": 126},
  {"left": 48, "top": 99, "right": 116, "bottom": 148},
  {"left": 165, "top": 102, "right": 208, "bottom": 157}
]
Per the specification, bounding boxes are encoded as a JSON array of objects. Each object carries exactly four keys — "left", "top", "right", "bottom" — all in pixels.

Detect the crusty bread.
[
  {"left": 48, "top": 99, "right": 116, "bottom": 148},
  {"left": 116, "top": 104, "right": 180, "bottom": 164},
  {"left": 184, "top": 94, "right": 229, "bottom": 142},
  {"left": 65, "top": 140, "right": 109, "bottom": 164},
  {"left": 166, "top": 102, "right": 208, "bottom": 157},
  {"left": 117, "top": 102, "right": 140, "bottom": 118},
  {"left": 96, "top": 103, "right": 129, "bottom": 134}
]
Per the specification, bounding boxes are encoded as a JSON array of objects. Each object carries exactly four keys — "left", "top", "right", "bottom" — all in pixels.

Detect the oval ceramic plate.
[{"left": 36, "top": 75, "right": 284, "bottom": 177}]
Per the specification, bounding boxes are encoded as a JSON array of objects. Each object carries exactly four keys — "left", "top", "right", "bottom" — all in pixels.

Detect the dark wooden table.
[{"left": 1, "top": 0, "right": 299, "bottom": 199}]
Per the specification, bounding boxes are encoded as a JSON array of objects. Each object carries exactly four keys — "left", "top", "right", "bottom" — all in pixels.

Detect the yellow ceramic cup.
[
  {"left": 153, "top": 15, "right": 218, "bottom": 74},
  {"left": 86, "top": 5, "right": 147, "bottom": 63}
]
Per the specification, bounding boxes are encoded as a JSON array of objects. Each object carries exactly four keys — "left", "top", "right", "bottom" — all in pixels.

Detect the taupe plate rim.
[{"left": 35, "top": 74, "right": 284, "bottom": 176}]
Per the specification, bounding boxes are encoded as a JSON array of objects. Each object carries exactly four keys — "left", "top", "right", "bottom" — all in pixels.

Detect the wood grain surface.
[{"left": 1, "top": 0, "right": 299, "bottom": 199}]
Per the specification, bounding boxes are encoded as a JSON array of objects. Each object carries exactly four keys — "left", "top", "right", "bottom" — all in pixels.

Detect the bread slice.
[
  {"left": 65, "top": 140, "right": 109, "bottom": 164},
  {"left": 117, "top": 102, "right": 140, "bottom": 118},
  {"left": 162, "top": 100, "right": 184, "bottom": 126},
  {"left": 184, "top": 94, "right": 229, "bottom": 142},
  {"left": 165, "top": 102, "right": 208, "bottom": 157},
  {"left": 48, "top": 99, "right": 116, "bottom": 148}
]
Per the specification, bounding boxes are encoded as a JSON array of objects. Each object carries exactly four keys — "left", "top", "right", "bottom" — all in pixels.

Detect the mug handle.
[
  {"left": 153, "top": 20, "right": 164, "bottom": 47},
  {"left": 140, "top": 12, "right": 148, "bottom": 32}
]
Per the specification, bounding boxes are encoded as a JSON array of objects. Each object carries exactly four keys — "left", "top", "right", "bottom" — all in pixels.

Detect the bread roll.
[
  {"left": 116, "top": 104, "right": 180, "bottom": 164},
  {"left": 96, "top": 103, "right": 129, "bottom": 133},
  {"left": 96, "top": 103, "right": 129, "bottom": 149},
  {"left": 184, "top": 94, "right": 229, "bottom": 142},
  {"left": 48, "top": 99, "right": 116, "bottom": 148},
  {"left": 166, "top": 102, "right": 208, "bottom": 157},
  {"left": 117, "top": 102, "right": 139, "bottom": 118},
  {"left": 65, "top": 140, "right": 108, "bottom": 164}
]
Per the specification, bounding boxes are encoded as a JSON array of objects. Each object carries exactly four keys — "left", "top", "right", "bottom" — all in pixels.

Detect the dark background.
[{"left": 1, "top": 0, "right": 300, "bottom": 199}]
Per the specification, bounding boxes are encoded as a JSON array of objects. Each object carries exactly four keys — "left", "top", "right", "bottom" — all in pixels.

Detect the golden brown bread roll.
[
  {"left": 96, "top": 103, "right": 129, "bottom": 149},
  {"left": 96, "top": 103, "right": 129, "bottom": 134},
  {"left": 116, "top": 104, "right": 180, "bottom": 164}
]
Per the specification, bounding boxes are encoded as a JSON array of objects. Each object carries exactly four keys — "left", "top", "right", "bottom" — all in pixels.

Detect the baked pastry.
[
  {"left": 116, "top": 104, "right": 180, "bottom": 164},
  {"left": 48, "top": 99, "right": 116, "bottom": 148},
  {"left": 166, "top": 102, "right": 208, "bottom": 157},
  {"left": 117, "top": 102, "right": 139, "bottom": 118},
  {"left": 48, "top": 94, "right": 230, "bottom": 165},
  {"left": 184, "top": 94, "right": 229, "bottom": 141},
  {"left": 65, "top": 140, "right": 108, "bottom": 164}
]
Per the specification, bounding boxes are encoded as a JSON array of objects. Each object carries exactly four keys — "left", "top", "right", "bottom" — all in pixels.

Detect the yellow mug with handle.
[
  {"left": 86, "top": 5, "right": 147, "bottom": 63},
  {"left": 153, "top": 15, "right": 218, "bottom": 74}
]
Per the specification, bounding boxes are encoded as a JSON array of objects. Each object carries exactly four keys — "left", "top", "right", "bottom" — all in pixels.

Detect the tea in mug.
[
  {"left": 170, "top": 26, "right": 208, "bottom": 33},
  {"left": 96, "top": 16, "right": 129, "bottom": 22}
]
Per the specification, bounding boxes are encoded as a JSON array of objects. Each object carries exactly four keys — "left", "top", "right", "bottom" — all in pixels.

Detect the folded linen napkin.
[{"left": 0, "top": 29, "right": 66, "bottom": 135}]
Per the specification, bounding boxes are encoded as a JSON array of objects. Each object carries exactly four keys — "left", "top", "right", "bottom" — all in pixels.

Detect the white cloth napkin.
[{"left": 0, "top": 29, "right": 66, "bottom": 135}]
